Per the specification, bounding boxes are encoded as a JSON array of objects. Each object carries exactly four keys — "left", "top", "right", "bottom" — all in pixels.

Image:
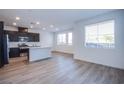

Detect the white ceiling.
[{"left": 0, "top": 9, "right": 116, "bottom": 31}]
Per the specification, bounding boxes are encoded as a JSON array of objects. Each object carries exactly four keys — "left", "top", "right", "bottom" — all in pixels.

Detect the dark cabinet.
[
  {"left": 27, "top": 33, "right": 34, "bottom": 42},
  {"left": 19, "top": 32, "right": 28, "bottom": 37},
  {"left": 9, "top": 48, "right": 20, "bottom": 58},
  {"left": 5, "top": 31, "right": 39, "bottom": 42},
  {"left": 34, "top": 33, "right": 39, "bottom": 42},
  {"left": 28, "top": 33, "right": 39, "bottom": 42},
  {"left": 6, "top": 31, "right": 19, "bottom": 42},
  {"left": 18, "top": 27, "right": 28, "bottom": 33}
]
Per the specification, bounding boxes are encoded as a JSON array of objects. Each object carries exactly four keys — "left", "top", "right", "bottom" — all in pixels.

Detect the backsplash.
[{"left": 9, "top": 42, "right": 41, "bottom": 48}]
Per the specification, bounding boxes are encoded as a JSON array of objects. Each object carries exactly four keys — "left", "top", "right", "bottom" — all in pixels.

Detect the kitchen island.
[
  {"left": 28, "top": 47, "right": 52, "bottom": 62},
  {"left": 9, "top": 46, "right": 52, "bottom": 63}
]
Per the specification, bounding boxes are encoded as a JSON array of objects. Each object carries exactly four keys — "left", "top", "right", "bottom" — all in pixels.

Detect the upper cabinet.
[
  {"left": 34, "top": 33, "right": 40, "bottom": 42},
  {"left": 18, "top": 27, "right": 28, "bottom": 33},
  {"left": 27, "top": 33, "right": 40, "bottom": 42},
  {"left": 5, "top": 30, "right": 39, "bottom": 42},
  {"left": 5, "top": 31, "right": 19, "bottom": 42}
]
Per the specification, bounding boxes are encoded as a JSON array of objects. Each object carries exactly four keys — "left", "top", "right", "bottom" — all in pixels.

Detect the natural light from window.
[
  {"left": 68, "top": 32, "right": 72, "bottom": 45},
  {"left": 57, "top": 32, "right": 72, "bottom": 45},
  {"left": 57, "top": 33, "right": 66, "bottom": 45},
  {"left": 85, "top": 20, "right": 115, "bottom": 48}
]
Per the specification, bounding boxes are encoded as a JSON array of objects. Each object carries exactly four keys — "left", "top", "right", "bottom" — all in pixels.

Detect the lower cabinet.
[{"left": 9, "top": 48, "right": 20, "bottom": 58}]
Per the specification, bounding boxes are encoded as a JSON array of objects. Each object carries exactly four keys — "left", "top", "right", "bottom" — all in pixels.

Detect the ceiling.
[{"left": 0, "top": 9, "right": 115, "bottom": 32}]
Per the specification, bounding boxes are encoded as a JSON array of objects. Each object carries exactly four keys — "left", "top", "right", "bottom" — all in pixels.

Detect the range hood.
[{"left": 18, "top": 27, "right": 28, "bottom": 32}]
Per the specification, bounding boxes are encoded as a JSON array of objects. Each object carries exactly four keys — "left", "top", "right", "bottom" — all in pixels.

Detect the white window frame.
[
  {"left": 57, "top": 32, "right": 73, "bottom": 45},
  {"left": 85, "top": 20, "right": 115, "bottom": 49},
  {"left": 57, "top": 33, "right": 67, "bottom": 45},
  {"left": 67, "top": 32, "right": 73, "bottom": 45}
]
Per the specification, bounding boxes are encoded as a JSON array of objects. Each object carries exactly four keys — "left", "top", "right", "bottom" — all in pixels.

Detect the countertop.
[{"left": 9, "top": 46, "right": 52, "bottom": 49}]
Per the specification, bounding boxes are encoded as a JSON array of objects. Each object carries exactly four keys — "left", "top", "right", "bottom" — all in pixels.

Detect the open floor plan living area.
[{"left": 0, "top": 9, "right": 124, "bottom": 84}]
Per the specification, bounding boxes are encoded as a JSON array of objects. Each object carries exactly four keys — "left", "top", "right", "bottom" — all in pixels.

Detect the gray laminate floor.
[{"left": 0, "top": 52, "right": 124, "bottom": 84}]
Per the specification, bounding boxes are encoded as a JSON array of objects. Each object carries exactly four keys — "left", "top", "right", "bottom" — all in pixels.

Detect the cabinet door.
[
  {"left": 9, "top": 48, "right": 20, "bottom": 58},
  {"left": 27, "top": 33, "right": 33, "bottom": 42},
  {"left": 28, "top": 33, "right": 39, "bottom": 42},
  {"left": 19, "top": 32, "right": 27, "bottom": 37},
  {"left": 7, "top": 31, "right": 19, "bottom": 42},
  {"left": 34, "top": 33, "right": 40, "bottom": 42}
]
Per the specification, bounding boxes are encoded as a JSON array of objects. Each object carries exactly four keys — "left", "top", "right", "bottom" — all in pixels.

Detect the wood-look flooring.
[{"left": 0, "top": 52, "right": 124, "bottom": 84}]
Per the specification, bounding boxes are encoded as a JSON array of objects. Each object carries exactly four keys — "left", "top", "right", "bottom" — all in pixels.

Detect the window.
[
  {"left": 57, "top": 33, "right": 66, "bottom": 45},
  {"left": 57, "top": 32, "right": 72, "bottom": 45},
  {"left": 85, "top": 20, "right": 115, "bottom": 48},
  {"left": 68, "top": 32, "right": 72, "bottom": 45}
]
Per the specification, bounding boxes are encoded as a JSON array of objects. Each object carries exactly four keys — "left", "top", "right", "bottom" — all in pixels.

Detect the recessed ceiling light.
[
  {"left": 13, "top": 22, "right": 16, "bottom": 26},
  {"left": 36, "top": 22, "right": 40, "bottom": 25},
  {"left": 50, "top": 25, "right": 54, "bottom": 28},
  {"left": 55, "top": 28, "right": 59, "bottom": 31},
  {"left": 42, "top": 27, "right": 46, "bottom": 30},
  {"left": 16, "top": 17, "right": 20, "bottom": 20}
]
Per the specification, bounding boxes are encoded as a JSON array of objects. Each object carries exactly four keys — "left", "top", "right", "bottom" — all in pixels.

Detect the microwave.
[{"left": 19, "top": 36, "right": 29, "bottom": 42}]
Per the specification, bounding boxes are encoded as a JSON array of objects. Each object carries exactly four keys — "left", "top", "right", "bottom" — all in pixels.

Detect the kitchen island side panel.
[{"left": 29, "top": 47, "right": 52, "bottom": 62}]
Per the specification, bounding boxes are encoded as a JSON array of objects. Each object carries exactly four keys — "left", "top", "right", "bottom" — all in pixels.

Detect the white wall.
[
  {"left": 4, "top": 26, "right": 18, "bottom": 31},
  {"left": 74, "top": 10, "right": 124, "bottom": 69},
  {"left": 53, "top": 30, "right": 74, "bottom": 54}
]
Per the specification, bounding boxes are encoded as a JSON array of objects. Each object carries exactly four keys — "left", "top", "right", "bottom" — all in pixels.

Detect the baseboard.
[
  {"left": 29, "top": 57, "right": 51, "bottom": 63},
  {"left": 52, "top": 51, "right": 73, "bottom": 55},
  {"left": 74, "top": 57, "right": 124, "bottom": 70}
]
